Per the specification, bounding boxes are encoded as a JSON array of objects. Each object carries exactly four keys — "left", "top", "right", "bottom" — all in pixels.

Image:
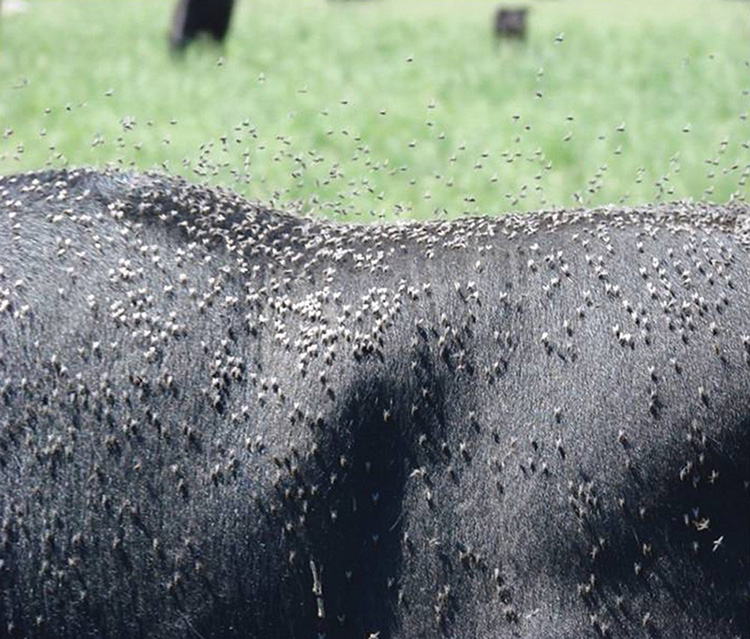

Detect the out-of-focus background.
[{"left": 0, "top": 0, "right": 748, "bottom": 220}]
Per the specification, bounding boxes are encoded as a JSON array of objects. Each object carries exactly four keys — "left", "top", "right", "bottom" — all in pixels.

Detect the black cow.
[
  {"left": 169, "top": 0, "right": 235, "bottom": 50},
  {"left": 0, "top": 169, "right": 748, "bottom": 639},
  {"left": 494, "top": 7, "right": 528, "bottom": 39}
]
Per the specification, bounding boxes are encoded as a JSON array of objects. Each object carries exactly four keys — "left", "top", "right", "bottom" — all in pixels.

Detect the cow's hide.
[{"left": 0, "top": 169, "right": 748, "bottom": 639}]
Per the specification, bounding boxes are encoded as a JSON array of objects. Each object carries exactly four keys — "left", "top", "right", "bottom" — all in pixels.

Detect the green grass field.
[{"left": 1, "top": 0, "right": 748, "bottom": 219}]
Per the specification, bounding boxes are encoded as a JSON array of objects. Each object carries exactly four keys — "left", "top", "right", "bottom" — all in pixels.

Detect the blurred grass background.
[{"left": 1, "top": 0, "right": 748, "bottom": 220}]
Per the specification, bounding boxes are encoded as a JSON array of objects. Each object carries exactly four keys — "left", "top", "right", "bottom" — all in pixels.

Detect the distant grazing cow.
[
  {"left": 169, "top": 0, "right": 235, "bottom": 50},
  {"left": 0, "top": 169, "right": 748, "bottom": 639},
  {"left": 494, "top": 7, "right": 528, "bottom": 39}
]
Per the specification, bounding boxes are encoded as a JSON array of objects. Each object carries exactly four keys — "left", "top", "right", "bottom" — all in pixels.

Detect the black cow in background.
[
  {"left": 0, "top": 169, "right": 748, "bottom": 639},
  {"left": 494, "top": 7, "right": 528, "bottom": 39},
  {"left": 170, "top": 0, "right": 235, "bottom": 50}
]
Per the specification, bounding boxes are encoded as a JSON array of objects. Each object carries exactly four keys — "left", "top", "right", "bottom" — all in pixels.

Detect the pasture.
[{"left": 1, "top": 0, "right": 748, "bottom": 219}]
